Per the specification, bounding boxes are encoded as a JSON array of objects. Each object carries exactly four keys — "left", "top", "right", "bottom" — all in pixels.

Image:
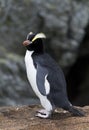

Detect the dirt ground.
[{"left": 0, "top": 105, "right": 89, "bottom": 130}]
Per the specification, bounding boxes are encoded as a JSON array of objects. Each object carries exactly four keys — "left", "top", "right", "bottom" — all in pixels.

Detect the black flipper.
[{"left": 36, "top": 64, "right": 48, "bottom": 96}]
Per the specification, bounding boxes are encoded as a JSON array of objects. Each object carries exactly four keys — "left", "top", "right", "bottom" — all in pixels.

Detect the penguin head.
[{"left": 23, "top": 32, "right": 46, "bottom": 53}]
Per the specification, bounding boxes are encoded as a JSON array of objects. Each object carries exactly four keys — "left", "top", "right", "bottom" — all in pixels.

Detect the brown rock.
[{"left": 0, "top": 105, "right": 88, "bottom": 130}]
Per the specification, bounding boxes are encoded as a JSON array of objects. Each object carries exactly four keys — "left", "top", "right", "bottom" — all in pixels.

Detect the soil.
[{"left": 0, "top": 105, "right": 89, "bottom": 130}]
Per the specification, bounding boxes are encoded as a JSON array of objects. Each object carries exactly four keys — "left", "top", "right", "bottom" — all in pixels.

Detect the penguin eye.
[
  {"left": 26, "top": 35, "right": 31, "bottom": 40},
  {"left": 26, "top": 34, "right": 35, "bottom": 41},
  {"left": 26, "top": 34, "right": 30, "bottom": 40}
]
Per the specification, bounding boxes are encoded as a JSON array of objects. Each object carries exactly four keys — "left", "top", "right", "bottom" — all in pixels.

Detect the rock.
[
  {"left": 0, "top": 105, "right": 89, "bottom": 130},
  {"left": 0, "top": 0, "right": 89, "bottom": 106},
  {"left": 0, "top": 0, "right": 89, "bottom": 60},
  {"left": 0, "top": 48, "right": 39, "bottom": 106}
]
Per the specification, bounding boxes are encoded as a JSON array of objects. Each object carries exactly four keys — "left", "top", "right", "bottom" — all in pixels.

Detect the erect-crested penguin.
[{"left": 22, "top": 32, "right": 85, "bottom": 118}]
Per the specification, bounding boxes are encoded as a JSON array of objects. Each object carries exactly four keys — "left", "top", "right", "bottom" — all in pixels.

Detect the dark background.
[{"left": 0, "top": 0, "right": 89, "bottom": 106}]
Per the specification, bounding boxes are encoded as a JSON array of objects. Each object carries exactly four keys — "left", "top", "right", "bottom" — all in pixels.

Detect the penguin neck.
[
  {"left": 33, "top": 39, "right": 44, "bottom": 54},
  {"left": 26, "top": 50, "right": 34, "bottom": 57},
  {"left": 26, "top": 39, "right": 45, "bottom": 55}
]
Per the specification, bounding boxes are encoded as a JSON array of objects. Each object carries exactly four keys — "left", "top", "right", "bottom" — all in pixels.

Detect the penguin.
[{"left": 22, "top": 32, "right": 85, "bottom": 118}]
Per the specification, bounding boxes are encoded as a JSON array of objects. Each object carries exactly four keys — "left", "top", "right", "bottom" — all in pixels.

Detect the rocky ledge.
[{"left": 0, "top": 105, "right": 89, "bottom": 130}]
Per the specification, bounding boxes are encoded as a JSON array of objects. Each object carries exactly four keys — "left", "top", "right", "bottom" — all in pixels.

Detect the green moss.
[
  {"left": 23, "top": 0, "right": 31, "bottom": 5},
  {"left": 6, "top": 53, "right": 23, "bottom": 62},
  {"left": 0, "top": 58, "right": 7, "bottom": 64}
]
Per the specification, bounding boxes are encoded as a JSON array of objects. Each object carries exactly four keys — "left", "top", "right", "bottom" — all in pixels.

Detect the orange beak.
[{"left": 22, "top": 40, "right": 31, "bottom": 46}]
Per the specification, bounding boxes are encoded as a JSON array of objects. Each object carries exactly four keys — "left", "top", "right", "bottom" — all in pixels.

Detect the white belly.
[
  {"left": 24, "top": 50, "right": 52, "bottom": 111},
  {"left": 25, "top": 50, "right": 41, "bottom": 97}
]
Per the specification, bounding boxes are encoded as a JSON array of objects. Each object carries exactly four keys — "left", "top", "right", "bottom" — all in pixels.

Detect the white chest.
[{"left": 25, "top": 51, "right": 41, "bottom": 97}]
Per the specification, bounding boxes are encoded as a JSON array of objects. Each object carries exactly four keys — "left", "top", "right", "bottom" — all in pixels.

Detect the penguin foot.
[{"left": 35, "top": 109, "right": 51, "bottom": 118}]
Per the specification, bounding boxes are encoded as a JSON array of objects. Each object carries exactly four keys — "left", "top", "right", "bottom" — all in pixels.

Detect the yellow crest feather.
[{"left": 32, "top": 33, "right": 46, "bottom": 42}]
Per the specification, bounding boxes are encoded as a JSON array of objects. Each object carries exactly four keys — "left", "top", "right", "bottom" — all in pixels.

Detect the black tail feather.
[{"left": 68, "top": 105, "right": 85, "bottom": 117}]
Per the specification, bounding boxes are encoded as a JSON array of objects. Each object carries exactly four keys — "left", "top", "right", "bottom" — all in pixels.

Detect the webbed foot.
[{"left": 35, "top": 109, "right": 51, "bottom": 118}]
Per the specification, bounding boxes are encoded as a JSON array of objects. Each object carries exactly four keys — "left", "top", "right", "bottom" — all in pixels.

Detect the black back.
[{"left": 32, "top": 52, "right": 70, "bottom": 108}]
